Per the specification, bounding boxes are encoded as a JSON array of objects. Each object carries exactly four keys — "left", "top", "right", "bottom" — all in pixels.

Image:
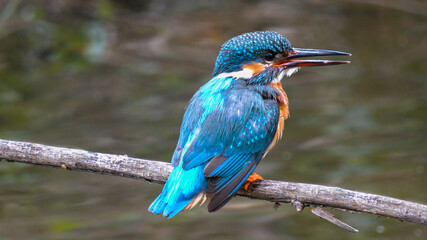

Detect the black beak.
[{"left": 273, "top": 48, "right": 351, "bottom": 68}]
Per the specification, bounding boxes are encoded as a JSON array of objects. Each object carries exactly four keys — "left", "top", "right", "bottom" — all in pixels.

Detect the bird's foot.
[{"left": 243, "top": 173, "right": 263, "bottom": 191}]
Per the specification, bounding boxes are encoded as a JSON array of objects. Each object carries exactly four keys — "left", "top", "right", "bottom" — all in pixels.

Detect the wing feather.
[{"left": 171, "top": 85, "right": 280, "bottom": 212}]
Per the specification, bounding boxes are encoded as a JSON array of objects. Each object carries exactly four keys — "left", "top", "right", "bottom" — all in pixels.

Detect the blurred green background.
[{"left": 0, "top": 0, "right": 426, "bottom": 239}]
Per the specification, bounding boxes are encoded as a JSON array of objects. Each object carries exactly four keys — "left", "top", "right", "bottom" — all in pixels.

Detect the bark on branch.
[{"left": 0, "top": 139, "right": 426, "bottom": 231}]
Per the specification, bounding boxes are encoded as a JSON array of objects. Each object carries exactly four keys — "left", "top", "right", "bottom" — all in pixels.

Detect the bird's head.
[{"left": 212, "top": 31, "right": 350, "bottom": 85}]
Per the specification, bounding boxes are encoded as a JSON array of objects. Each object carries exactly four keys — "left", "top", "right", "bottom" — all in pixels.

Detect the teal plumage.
[
  {"left": 149, "top": 73, "right": 279, "bottom": 218},
  {"left": 148, "top": 31, "right": 350, "bottom": 218}
]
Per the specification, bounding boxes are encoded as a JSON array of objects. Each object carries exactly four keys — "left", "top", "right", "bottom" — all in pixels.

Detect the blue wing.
[{"left": 173, "top": 84, "right": 280, "bottom": 211}]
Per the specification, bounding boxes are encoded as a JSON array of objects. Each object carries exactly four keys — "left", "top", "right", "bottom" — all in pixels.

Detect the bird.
[{"left": 148, "top": 31, "right": 350, "bottom": 218}]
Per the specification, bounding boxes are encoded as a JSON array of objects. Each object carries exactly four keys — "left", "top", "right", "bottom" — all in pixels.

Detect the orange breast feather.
[{"left": 266, "top": 81, "right": 289, "bottom": 153}]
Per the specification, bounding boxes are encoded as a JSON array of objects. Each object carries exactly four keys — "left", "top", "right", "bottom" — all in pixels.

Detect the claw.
[{"left": 243, "top": 173, "right": 264, "bottom": 191}]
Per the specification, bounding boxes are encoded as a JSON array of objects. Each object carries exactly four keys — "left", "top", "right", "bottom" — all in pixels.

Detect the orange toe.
[{"left": 243, "top": 173, "right": 264, "bottom": 191}]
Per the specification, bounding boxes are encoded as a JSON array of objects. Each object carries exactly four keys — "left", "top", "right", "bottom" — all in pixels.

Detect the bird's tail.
[{"left": 148, "top": 163, "right": 207, "bottom": 218}]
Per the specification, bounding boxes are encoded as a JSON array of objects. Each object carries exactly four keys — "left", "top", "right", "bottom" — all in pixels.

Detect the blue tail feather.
[
  {"left": 149, "top": 191, "right": 189, "bottom": 218},
  {"left": 148, "top": 163, "right": 207, "bottom": 218}
]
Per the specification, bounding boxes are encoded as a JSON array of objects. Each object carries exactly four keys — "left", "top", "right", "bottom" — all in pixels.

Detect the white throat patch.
[
  {"left": 284, "top": 67, "right": 300, "bottom": 77},
  {"left": 271, "top": 67, "right": 300, "bottom": 83}
]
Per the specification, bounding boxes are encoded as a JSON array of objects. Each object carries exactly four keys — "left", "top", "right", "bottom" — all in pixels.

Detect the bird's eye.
[{"left": 264, "top": 52, "right": 275, "bottom": 61}]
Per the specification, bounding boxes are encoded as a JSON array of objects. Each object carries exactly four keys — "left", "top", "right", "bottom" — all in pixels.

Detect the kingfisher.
[{"left": 149, "top": 31, "right": 350, "bottom": 218}]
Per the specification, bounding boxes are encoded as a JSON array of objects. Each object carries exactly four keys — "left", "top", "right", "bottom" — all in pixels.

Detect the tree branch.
[{"left": 1, "top": 139, "right": 426, "bottom": 231}]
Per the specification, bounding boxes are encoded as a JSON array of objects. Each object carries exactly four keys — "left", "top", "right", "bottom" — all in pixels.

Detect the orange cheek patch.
[{"left": 243, "top": 62, "right": 265, "bottom": 76}]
